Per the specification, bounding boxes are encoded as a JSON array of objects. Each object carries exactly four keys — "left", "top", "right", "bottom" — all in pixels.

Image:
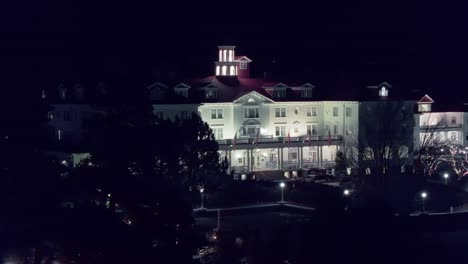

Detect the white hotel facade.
[{"left": 152, "top": 46, "right": 360, "bottom": 173}]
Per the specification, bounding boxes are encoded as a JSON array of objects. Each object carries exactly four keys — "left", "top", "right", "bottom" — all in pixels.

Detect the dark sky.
[{"left": 1, "top": 0, "right": 468, "bottom": 95}]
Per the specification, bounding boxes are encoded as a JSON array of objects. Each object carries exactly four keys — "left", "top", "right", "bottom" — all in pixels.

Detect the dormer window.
[
  {"left": 206, "top": 88, "right": 218, "bottom": 99},
  {"left": 240, "top": 62, "right": 247, "bottom": 69},
  {"left": 418, "top": 104, "right": 431, "bottom": 112},
  {"left": 175, "top": 89, "right": 188, "bottom": 98},
  {"left": 301, "top": 88, "right": 312, "bottom": 98},
  {"left": 379, "top": 86, "right": 388, "bottom": 97},
  {"left": 274, "top": 88, "right": 286, "bottom": 98}
]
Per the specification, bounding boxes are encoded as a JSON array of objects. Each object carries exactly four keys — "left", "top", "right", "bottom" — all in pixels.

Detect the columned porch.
[{"left": 217, "top": 135, "right": 342, "bottom": 174}]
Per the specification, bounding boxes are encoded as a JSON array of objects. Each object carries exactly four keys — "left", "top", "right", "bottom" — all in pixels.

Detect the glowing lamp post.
[
  {"left": 421, "top": 192, "right": 428, "bottom": 213},
  {"left": 279, "top": 182, "right": 286, "bottom": 203},
  {"left": 200, "top": 188, "right": 205, "bottom": 209},
  {"left": 344, "top": 189, "right": 351, "bottom": 210},
  {"left": 443, "top": 173, "right": 449, "bottom": 185}
]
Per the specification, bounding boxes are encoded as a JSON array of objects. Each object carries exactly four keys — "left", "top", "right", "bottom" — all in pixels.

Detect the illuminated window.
[
  {"left": 221, "top": 66, "right": 227, "bottom": 76},
  {"left": 219, "top": 50, "right": 222, "bottom": 61},
  {"left": 333, "top": 107, "right": 338, "bottom": 117},
  {"left": 223, "top": 50, "right": 227, "bottom": 62},
  {"left": 275, "top": 108, "right": 286, "bottom": 117},
  {"left": 275, "top": 126, "right": 286, "bottom": 136},
  {"left": 211, "top": 109, "right": 223, "bottom": 119},
  {"left": 244, "top": 108, "right": 259, "bottom": 118},
  {"left": 346, "top": 107, "right": 352, "bottom": 117},
  {"left": 229, "top": 66, "right": 235, "bottom": 76},
  {"left": 57, "top": 129, "right": 62, "bottom": 141},
  {"left": 379, "top": 86, "right": 388, "bottom": 97},
  {"left": 240, "top": 61, "right": 247, "bottom": 69},
  {"left": 235, "top": 66, "right": 238, "bottom": 75},
  {"left": 216, "top": 66, "right": 220, "bottom": 75},
  {"left": 228, "top": 50, "right": 233, "bottom": 62},
  {"left": 212, "top": 128, "right": 223, "bottom": 139}
]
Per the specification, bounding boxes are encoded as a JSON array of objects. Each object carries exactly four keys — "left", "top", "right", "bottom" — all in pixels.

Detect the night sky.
[{"left": 1, "top": 0, "right": 468, "bottom": 97}]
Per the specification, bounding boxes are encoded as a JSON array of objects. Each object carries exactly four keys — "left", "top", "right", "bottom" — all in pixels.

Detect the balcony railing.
[{"left": 216, "top": 135, "right": 343, "bottom": 146}]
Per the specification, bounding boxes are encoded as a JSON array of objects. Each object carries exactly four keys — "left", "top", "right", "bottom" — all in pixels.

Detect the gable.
[
  {"left": 147, "top": 82, "right": 168, "bottom": 90},
  {"left": 233, "top": 91, "right": 275, "bottom": 104},
  {"left": 418, "top": 94, "right": 434, "bottom": 104},
  {"left": 174, "top": 82, "right": 191, "bottom": 89}
]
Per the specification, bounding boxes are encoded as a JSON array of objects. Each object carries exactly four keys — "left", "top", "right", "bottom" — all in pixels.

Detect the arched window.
[
  {"left": 221, "top": 66, "right": 227, "bottom": 75},
  {"left": 216, "top": 66, "right": 220, "bottom": 76},
  {"left": 363, "top": 147, "right": 374, "bottom": 160},
  {"left": 228, "top": 50, "right": 233, "bottom": 61},
  {"left": 223, "top": 50, "right": 227, "bottom": 62},
  {"left": 398, "top": 145, "right": 409, "bottom": 158},
  {"left": 384, "top": 146, "right": 392, "bottom": 159},
  {"left": 219, "top": 50, "right": 222, "bottom": 62},
  {"left": 229, "top": 65, "right": 235, "bottom": 76}
]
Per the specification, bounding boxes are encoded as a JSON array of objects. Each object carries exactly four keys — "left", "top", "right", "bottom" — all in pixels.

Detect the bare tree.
[
  {"left": 359, "top": 100, "right": 415, "bottom": 181},
  {"left": 414, "top": 113, "right": 452, "bottom": 176}
]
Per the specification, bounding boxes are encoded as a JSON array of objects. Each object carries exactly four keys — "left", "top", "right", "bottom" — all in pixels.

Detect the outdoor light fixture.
[
  {"left": 443, "top": 173, "right": 449, "bottom": 184},
  {"left": 279, "top": 182, "right": 286, "bottom": 203},
  {"left": 420, "top": 191, "right": 428, "bottom": 213},
  {"left": 200, "top": 188, "right": 205, "bottom": 209},
  {"left": 344, "top": 189, "right": 350, "bottom": 196}
]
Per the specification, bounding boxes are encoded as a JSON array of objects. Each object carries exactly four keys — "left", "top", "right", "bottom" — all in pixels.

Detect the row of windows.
[
  {"left": 157, "top": 107, "right": 353, "bottom": 121},
  {"left": 273, "top": 125, "right": 351, "bottom": 137},
  {"left": 49, "top": 111, "right": 77, "bottom": 122}
]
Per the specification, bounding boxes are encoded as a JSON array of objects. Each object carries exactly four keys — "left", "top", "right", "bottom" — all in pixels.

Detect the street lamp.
[
  {"left": 421, "top": 191, "right": 428, "bottom": 213},
  {"left": 443, "top": 173, "right": 449, "bottom": 185},
  {"left": 200, "top": 188, "right": 205, "bottom": 209},
  {"left": 343, "top": 189, "right": 351, "bottom": 210},
  {"left": 279, "top": 182, "right": 286, "bottom": 203}
]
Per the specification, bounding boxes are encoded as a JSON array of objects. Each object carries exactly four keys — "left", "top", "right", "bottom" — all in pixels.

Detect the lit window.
[
  {"left": 211, "top": 109, "right": 223, "bottom": 119},
  {"left": 333, "top": 107, "right": 338, "bottom": 117},
  {"left": 223, "top": 50, "right": 227, "bottom": 62},
  {"left": 379, "top": 86, "right": 388, "bottom": 97},
  {"left": 216, "top": 66, "right": 220, "bottom": 75},
  {"left": 275, "top": 126, "right": 286, "bottom": 137},
  {"left": 221, "top": 66, "right": 227, "bottom": 75},
  {"left": 219, "top": 50, "right": 222, "bottom": 61},
  {"left": 240, "top": 62, "right": 247, "bottom": 69},
  {"left": 228, "top": 50, "right": 233, "bottom": 62},
  {"left": 275, "top": 108, "right": 286, "bottom": 117},
  {"left": 213, "top": 128, "right": 223, "bottom": 139},
  {"left": 229, "top": 65, "right": 236, "bottom": 76},
  {"left": 57, "top": 129, "right": 62, "bottom": 141},
  {"left": 244, "top": 108, "right": 259, "bottom": 118},
  {"left": 346, "top": 107, "right": 351, "bottom": 117}
]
